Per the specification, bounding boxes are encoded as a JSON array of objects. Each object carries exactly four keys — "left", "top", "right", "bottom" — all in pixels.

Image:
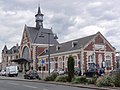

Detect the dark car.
[
  {"left": 83, "top": 68, "right": 101, "bottom": 77},
  {"left": 24, "top": 70, "right": 39, "bottom": 79},
  {"left": 74, "top": 67, "right": 81, "bottom": 76},
  {"left": 109, "top": 68, "right": 120, "bottom": 76}
]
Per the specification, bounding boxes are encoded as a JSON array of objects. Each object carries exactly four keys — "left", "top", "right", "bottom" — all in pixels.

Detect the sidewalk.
[{"left": 0, "top": 75, "right": 119, "bottom": 90}]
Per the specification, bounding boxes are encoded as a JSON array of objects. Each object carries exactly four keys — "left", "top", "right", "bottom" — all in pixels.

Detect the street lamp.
[{"left": 40, "top": 32, "right": 58, "bottom": 75}]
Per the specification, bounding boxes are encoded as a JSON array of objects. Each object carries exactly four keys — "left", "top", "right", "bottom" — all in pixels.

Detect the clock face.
[{"left": 36, "top": 15, "right": 43, "bottom": 20}]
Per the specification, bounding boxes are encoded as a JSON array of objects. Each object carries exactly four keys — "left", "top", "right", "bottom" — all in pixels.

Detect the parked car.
[
  {"left": 24, "top": 70, "right": 39, "bottom": 79},
  {"left": 6, "top": 65, "right": 18, "bottom": 77},
  {"left": 51, "top": 69, "right": 59, "bottom": 75},
  {"left": 0, "top": 70, "right": 6, "bottom": 76},
  {"left": 109, "top": 68, "right": 120, "bottom": 76},
  {"left": 74, "top": 67, "right": 81, "bottom": 76},
  {"left": 58, "top": 68, "right": 65, "bottom": 75},
  {"left": 51, "top": 68, "right": 65, "bottom": 75},
  {"left": 83, "top": 68, "right": 101, "bottom": 77}
]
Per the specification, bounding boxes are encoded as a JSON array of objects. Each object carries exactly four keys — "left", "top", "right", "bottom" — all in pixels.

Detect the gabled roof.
[
  {"left": 25, "top": 25, "right": 59, "bottom": 45},
  {"left": 3, "top": 45, "right": 7, "bottom": 50},
  {"left": 41, "top": 33, "right": 96, "bottom": 56},
  {"left": 6, "top": 46, "right": 20, "bottom": 54}
]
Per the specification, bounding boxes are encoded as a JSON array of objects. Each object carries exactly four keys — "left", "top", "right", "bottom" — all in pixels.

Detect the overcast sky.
[{"left": 0, "top": 0, "right": 120, "bottom": 61}]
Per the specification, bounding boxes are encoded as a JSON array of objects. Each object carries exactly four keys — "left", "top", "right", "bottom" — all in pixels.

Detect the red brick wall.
[
  {"left": 95, "top": 52, "right": 98, "bottom": 65},
  {"left": 77, "top": 54, "right": 80, "bottom": 59},
  {"left": 55, "top": 63, "right": 58, "bottom": 70},
  {"left": 62, "top": 56, "right": 64, "bottom": 61},
  {"left": 84, "top": 52, "right": 87, "bottom": 71},
  {"left": 112, "top": 53, "right": 115, "bottom": 69},
  {"left": 84, "top": 42, "right": 93, "bottom": 51},
  {"left": 95, "top": 35, "right": 104, "bottom": 44},
  {"left": 106, "top": 44, "right": 114, "bottom": 52},
  {"left": 46, "top": 64, "right": 48, "bottom": 71},
  {"left": 54, "top": 57, "right": 58, "bottom": 62},
  {"left": 37, "top": 47, "right": 46, "bottom": 56}
]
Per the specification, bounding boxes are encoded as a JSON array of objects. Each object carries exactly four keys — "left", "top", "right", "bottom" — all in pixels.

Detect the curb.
[{"left": 0, "top": 78, "right": 118, "bottom": 90}]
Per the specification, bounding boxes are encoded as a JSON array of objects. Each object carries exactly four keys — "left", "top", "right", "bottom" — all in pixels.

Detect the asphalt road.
[{"left": 0, "top": 80, "right": 93, "bottom": 90}]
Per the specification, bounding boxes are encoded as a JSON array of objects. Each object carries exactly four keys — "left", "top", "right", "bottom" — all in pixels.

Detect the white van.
[{"left": 6, "top": 65, "right": 18, "bottom": 77}]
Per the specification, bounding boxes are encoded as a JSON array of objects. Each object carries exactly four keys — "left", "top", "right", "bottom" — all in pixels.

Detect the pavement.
[{"left": 0, "top": 73, "right": 119, "bottom": 90}]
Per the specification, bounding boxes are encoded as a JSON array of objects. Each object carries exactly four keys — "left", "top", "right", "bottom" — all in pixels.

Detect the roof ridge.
[{"left": 59, "top": 33, "right": 96, "bottom": 44}]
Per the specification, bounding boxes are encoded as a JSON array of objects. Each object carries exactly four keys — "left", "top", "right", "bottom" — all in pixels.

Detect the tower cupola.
[{"left": 35, "top": 6, "right": 44, "bottom": 29}]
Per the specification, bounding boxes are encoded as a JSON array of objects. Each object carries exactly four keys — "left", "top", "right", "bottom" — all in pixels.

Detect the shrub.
[
  {"left": 72, "top": 77, "right": 81, "bottom": 84},
  {"left": 72, "top": 76, "right": 87, "bottom": 84},
  {"left": 38, "top": 76, "right": 41, "bottom": 80},
  {"left": 67, "top": 56, "right": 74, "bottom": 82},
  {"left": 87, "top": 77, "right": 97, "bottom": 84},
  {"left": 112, "top": 72, "right": 120, "bottom": 87},
  {"left": 55, "top": 75, "right": 68, "bottom": 82},
  {"left": 96, "top": 76, "right": 114, "bottom": 87},
  {"left": 44, "top": 73, "right": 58, "bottom": 81}
]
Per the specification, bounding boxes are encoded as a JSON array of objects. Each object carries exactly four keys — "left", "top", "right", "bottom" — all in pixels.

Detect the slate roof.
[
  {"left": 6, "top": 46, "right": 20, "bottom": 54},
  {"left": 25, "top": 25, "right": 59, "bottom": 45},
  {"left": 41, "top": 33, "right": 96, "bottom": 56}
]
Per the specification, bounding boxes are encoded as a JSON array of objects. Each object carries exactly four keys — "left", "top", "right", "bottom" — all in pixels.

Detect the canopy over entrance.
[{"left": 11, "top": 58, "right": 32, "bottom": 63}]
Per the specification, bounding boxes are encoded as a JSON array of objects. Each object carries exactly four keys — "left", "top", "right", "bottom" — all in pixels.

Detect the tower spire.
[
  {"left": 35, "top": 4, "right": 44, "bottom": 29},
  {"left": 38, "top": 6, "right": 41, "bottom": 14}
]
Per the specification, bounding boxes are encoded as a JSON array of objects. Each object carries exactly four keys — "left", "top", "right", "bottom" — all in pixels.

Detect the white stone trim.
[{"left": 40, "top": 49, "right": 81, "bottom": 58}]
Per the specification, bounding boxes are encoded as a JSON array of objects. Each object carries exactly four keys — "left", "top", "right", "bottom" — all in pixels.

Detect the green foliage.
[
  {"left": 67, "top": 55, "right": 74, "bottom": 82},
  {"left": 38, "top": 76, "right": 41, "bottom": 80},
  {"left": 87, "top": 77, "right": 97, "bottom": 84},
  {"left": 55, "top": 75, "right": 68, "bottom": 82},
  {"left": 96, "top": 76, "right": 114, "bottom": 87},
  {"left": 44, "top": 73, "right": 58, "bottom": 81},
  {"left": 72, "top": 77, "right": 81, "bottom": 84},
  {"left": 72, "top": 76, "right": 87, "bottom": 84},
  {"left": 112, "top": 72, "right": 120, "bottom": 87}
]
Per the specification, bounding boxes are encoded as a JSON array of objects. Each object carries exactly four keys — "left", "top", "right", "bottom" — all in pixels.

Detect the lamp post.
[{"left": 40, "top": 32, "right": 58, "bottom": 75}]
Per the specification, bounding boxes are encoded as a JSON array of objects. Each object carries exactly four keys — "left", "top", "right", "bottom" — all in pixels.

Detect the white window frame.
[
  {"left": 88, "top": 55, "right": 94, "bottom": 69},
  {"left": 106, "top": 55, "right": 111, "bottom": 68}
]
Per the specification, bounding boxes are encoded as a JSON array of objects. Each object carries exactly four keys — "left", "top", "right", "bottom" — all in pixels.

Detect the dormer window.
[
  {"left": 72, "top": 41, "right": 78, "bottom": 47},
  {"left": 56, "top": 45, "right": 61, "bottom": 51}
]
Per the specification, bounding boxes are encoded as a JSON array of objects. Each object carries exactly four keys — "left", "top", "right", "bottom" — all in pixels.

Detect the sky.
[{"left": 0, "top": 0, "right": 120, "bottom": 61}]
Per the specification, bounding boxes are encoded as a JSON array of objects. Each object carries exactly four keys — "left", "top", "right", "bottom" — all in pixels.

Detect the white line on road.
[
  {"left": 8, "top": 82, "right": 19, "bottom": 85},
  {"left": 43, "top": 89, "right": 48, "bottom": 90},
  {"left": 23, "top": 85, "right": 38, "bottom": 89}
]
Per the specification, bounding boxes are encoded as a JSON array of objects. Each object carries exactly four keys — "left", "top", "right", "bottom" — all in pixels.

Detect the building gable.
[
  {"left": 84, "top": 32, "right": 115, "bottom": 52},
  {"left": 95, "top": 32, "right": 115, "bottom": 52},
  {"left": 84, "top": 42, "right": 94, "bottom": 51},
  {"left": 21, "top": 27, "right": 30, "bottom": 46},
  {"left": 95, "top": 34, "right": 104, "bottom": 44}
]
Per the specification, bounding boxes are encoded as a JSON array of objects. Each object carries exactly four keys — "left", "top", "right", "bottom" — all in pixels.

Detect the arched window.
[
  {"left": 106, "top": 55, "right": 111, "bottom": 68},
  {"left": 73, "top": 56, "right": 77, "bottom": 67},
  {"left": 65, "top": 57, "right": 68, "bottom": 68},
  {"left": 50, "top": 58, "right": 55, "bottom": 70},
  {"left": 98, "top": 54, "right": 102, "bottom": 68},
  {"left": 88, "top": 55, "right": 94, "bottom": 69},
  {"left": 22, "top": 46, "right": 29, "bottom": 59},
  {"left": 58, "top": 57, "right": 63, "bottom": 69}
]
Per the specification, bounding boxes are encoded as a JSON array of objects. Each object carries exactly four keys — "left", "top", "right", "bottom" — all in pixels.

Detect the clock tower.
[{"left": 35, "top": 6, "right": 44, "bottom": 29}]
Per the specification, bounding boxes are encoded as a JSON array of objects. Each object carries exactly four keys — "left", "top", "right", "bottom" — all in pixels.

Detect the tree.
[{"left": 67, "top": 55, "right": 74, "bottom": 82}]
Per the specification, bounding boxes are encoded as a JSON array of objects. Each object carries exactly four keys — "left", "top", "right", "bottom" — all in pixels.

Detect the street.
[{"left": 0, "top": 80, "right": 92, "bottom": 90}]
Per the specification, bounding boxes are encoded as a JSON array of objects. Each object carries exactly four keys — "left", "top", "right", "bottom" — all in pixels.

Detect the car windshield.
[
  {"left": 31, "top": 70, "right": 38, "bottom": 74},
  {"left": 88, "top": 68, "right": 96, "bottom": 72}
]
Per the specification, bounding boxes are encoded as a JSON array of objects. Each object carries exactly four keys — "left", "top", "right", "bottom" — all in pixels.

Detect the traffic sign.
[{"left": 41, "top": 59, "right": 45, "bottom": 64}]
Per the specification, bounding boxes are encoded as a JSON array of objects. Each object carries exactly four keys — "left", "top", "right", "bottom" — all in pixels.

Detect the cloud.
[{"left": 0, "top": 0, "right": 120, "bottom": 63}]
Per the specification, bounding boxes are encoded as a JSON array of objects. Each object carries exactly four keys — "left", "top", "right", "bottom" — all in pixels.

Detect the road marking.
[
  {"left": 43, "top": 89, "right": 48, "bottom": 90},
  {"left": 23, "top": 85, "right": 38, "bottom": 89},
  {"left": 8, "top": 82, "right": 19, "bottom": 85}
]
